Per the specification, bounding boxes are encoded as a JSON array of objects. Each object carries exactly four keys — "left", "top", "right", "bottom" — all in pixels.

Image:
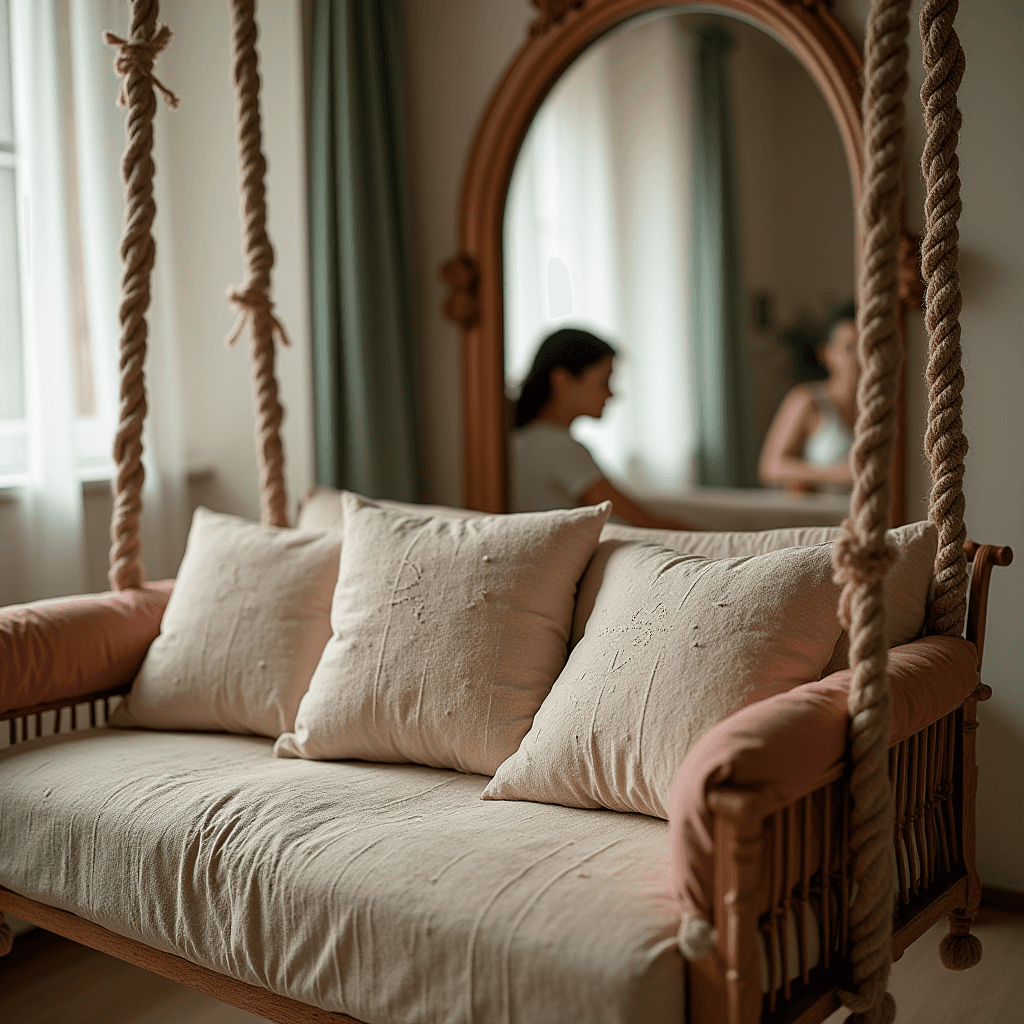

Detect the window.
[
  {"left": 0, "top": 0, "right": 113, "bottom": 488},
  {"left": 0, "top": 0, "right": 27, "bottom": 484}
]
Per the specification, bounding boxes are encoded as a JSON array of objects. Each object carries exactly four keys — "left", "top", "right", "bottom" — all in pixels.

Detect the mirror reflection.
[{"left": 504, "top": 10, "right": 856, "bottom": 530}]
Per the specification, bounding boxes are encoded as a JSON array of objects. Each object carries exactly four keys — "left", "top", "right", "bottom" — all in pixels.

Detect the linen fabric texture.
[
  {"left": 297, "top": 489, "right": 937, "bottom": 668},
  {"left": 0, "top": 730, "right": 683, "bottom": 1024},
  {"left": 111, "top": 508, "right": 341, "bottom": 738},
  {"left": 275, "top": 494, "right": 611, "bottom": 775},
  {"left": 594, "top": 520, "right": 937, "bottom": 672},
  {"left": 484, "top": 540, "right": 845, "bottom": 818}
]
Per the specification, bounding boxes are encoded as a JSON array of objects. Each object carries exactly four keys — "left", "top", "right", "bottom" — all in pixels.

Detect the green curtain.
[
  {"left": 308, "top": 0, "right": 420, "bottom": 500},
  {"left": 690, "top": 25, "right": 755, "bottom": 488}
]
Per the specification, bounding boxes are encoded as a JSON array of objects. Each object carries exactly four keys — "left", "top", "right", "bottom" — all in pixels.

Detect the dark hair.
[
  {"left": 514, "top": 328, "right": 617, "bottom": 428},
  {"left": 783, "top": 301, "right": 856, "bottom": 383},
  {"left": 825, "top": 300, "right": 856, "bottom": 341}
]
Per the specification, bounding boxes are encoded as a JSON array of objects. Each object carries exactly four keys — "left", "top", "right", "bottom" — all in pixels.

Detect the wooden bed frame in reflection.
[
  {"left": 0, "top": 540, "right": 1011, "bottom": 1024},
  {"left": 440, "top": 0, "right": 920, "bottom": 522}
]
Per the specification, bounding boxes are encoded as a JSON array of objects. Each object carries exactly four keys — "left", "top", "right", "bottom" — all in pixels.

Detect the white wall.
[
  {"left": 157, "top": 0, "right": 313, "bottom": 526},
  {"left": 402, "top": 0, "right": 1024, "bottom": 889},
  {"left": 402, "top": 0, "right": 534, "bottom": 507}
]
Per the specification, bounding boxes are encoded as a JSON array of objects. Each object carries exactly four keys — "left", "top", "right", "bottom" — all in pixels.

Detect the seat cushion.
[{"left": 0, "top": 729, "right": 682, "bottom": 1024}]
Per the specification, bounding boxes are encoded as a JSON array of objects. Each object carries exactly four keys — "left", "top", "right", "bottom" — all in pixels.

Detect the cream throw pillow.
[
  {"left": 588, "top": 520, "right": 937, "bottom": 672},
  {"left": 111, "top": 508, "right": 341, "bottom": 737},
  {"left": 274, "top": 494, "right": 611, "bottom": 775},
  {"left": 483, "top": 540, "right": 844, "bottom": 818}
]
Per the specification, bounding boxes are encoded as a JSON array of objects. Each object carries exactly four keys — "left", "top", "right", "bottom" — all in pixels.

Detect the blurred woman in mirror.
[
  {"left": 758, "top": 303, "right": 857, "bottom": 493},
  {"left": 510, "top": 328, "right": 696, "bottom": 528}
]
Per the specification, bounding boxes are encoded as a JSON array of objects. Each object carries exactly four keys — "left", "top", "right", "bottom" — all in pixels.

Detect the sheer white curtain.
[
  {"left": 504, "top": 15, "right": 695, "bottom": 488},
  {"left": 3, "top": 0, "right": 188, "bottom": 605}
]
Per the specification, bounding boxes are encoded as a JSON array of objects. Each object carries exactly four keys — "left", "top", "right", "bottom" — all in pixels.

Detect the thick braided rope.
[
  {"left": 921, "top": 0, "right": 969, "bottom": 636},
  {"left": 830, "top": 1, "right": 910, "bottom": 1020},
  {"left": 227, "top": 0, "right": 290, "bottom": 528},
  {"left": 104, "top": 0, "right": 178, "bottom": 590}
]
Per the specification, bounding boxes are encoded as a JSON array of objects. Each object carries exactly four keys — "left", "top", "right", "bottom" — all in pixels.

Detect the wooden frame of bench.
[{"left": 0, "top": 540, "right": 1010, "bottom": 1023}]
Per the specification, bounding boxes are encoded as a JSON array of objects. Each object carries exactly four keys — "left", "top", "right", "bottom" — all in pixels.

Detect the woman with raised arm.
[{"left": 758, "top": 304, "right": 858, "bottom": 493}]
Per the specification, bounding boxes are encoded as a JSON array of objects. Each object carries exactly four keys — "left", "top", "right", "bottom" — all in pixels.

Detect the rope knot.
[
  {"left": 831, "top": 519, "right": 898, "bottom": 628},
  {"left": 104, "top": 25, "right": 180, "bottom": 109},
  {"left": 225, "top": 285, "right": 292, "bottom": 349}
]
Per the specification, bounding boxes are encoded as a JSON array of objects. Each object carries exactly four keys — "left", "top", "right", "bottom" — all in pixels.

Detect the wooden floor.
[{"left": 1, "top": 909, "right": 1021, "bottom": 1023}]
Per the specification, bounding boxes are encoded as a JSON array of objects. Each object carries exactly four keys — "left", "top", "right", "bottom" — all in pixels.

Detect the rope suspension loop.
[
  {"left": 831, "top": 0, "right": 911, "bottom": 1020},
  {"left": 227, "top": 0, "right": 290, "bottom": 528},
  {"left": 104, "top": 0, "right": 178, "bottom": 591},
  {"left": 921, "top": 0, "right": 969, "bottom": 637}
]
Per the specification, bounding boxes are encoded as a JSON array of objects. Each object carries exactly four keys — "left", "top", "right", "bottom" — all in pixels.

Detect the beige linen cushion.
[
  {"left": 588, "top": 520, "right": 937, "bottom": 671},
  {"left": 111, "top": 507, "right": 341, "bottom": 738},
  {"left": 300, "top": 489, "right": 936, "bottom": 666},
  {"left": 274, "top": 493, "right": 611, "bottom": 775},
  {"left": 483, "top": 540, "right": 845, "bottom": 818}
]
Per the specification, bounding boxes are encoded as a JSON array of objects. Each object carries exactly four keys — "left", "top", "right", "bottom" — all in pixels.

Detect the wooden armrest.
[{"left": 964, "top": 540, "right": 1013, "bottom": 673}]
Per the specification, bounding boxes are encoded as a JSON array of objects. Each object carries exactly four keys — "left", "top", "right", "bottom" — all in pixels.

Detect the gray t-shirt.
[{"left": 509, "top": 422, "right": 604, "bottom": 512}]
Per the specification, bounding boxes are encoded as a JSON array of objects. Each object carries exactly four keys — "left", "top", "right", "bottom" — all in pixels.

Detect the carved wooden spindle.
[
  {"left": 799, "top": 794, "right": 812, "bottom": 985},
  {"left": 708, "top": 789, "right": 766, "bottom": 1024},
  {"left": 840, "top": 776, "right": 850, "bottom": 958},
  {"left": 907, "top": 732, "right": 921, "bottom": 897},
  {"left": 933, "top": 718, "right": 951, "bottom": 875},
  {"left": 781, "top": 806, "right": 795, "bottom": 1002},
  {"left": 763, "top": 812, "right": 780, "bottom": 1012},
  {"left": 915, "top": 728, "right": 930, "bottom": 891},
  {"left": 897, "top": 739, "right": 911, "bottom": 904},
  {"left": 941, "top": 713, "right": 959, "bottom": 865},
  {"left": 820, "top": 782, "right": 832, "bottom": 969},
  {"left": 939, "top": 695, "right": 984, "bottom": 969}
]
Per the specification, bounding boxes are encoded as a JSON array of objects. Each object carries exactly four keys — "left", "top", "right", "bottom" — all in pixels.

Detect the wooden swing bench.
[
  {"left": 0, "top": 0, "right": 1010, "bottom": 1021},
  {"left": 0, "top": 534, "right": 1011, "bottom": 1024}
]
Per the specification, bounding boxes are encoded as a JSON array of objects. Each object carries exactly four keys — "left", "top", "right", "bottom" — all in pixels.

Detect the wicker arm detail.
[
  {"left": 686, "top": 540, "right": 1010, "bottom": 1023},
  {"left": 963, "top": 541, "right": 1013, "bottom": 674},
  {"left": 1, "top": 686, "right": 132, "bottom": 746}
]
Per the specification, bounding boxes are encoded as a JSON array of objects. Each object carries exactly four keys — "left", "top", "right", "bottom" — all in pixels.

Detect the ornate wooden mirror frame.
[{"left": 441, "top": 0, "right": 918, "bottom": 520}]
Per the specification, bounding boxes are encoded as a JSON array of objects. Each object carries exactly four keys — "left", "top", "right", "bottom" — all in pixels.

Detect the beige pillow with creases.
[
  {"left": 484, "top": 540, "right": 844, "bottom": 819},
  {"left": 588, "top": 520, "right": 937, "bottom": 672},
  {"left": 274, "top": 493, "right": 611, "bottom": 775},
  {"left": 111, "top": 507, "right": 341, "bottom": 738},
  {"left": 819, "top": 521, "right": 937, "bottom": 673}
]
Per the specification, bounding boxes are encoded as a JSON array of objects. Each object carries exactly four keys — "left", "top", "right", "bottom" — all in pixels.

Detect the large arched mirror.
[{"left": 443, "top": 0, "right": 913, "bottom": 529}]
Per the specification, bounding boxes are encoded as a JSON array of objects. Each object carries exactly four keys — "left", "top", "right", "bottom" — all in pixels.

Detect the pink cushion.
[
  {"left": 667, "top": 635, "right": 979, "bottom": 926},
  {"left": 0, "top": 582, "right": 173, "bottom": 716}
]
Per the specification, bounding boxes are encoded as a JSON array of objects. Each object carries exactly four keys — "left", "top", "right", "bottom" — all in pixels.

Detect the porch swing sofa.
[
  {"left": 0, "top": 0, "right": 1012, "bottom": 1021},
  {"left": 0, "top": 489, "right": 1010, "bottom": 1024}
]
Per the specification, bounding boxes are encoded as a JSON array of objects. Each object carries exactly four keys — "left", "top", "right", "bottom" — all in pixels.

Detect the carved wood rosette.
[
  {"left": 438, "top": 254, "right": 481, "bottom": 330},
  {"left": 529, "top": 0, "right": 588, "bottom": 39}
]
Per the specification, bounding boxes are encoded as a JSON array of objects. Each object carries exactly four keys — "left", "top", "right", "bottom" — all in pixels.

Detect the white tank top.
[{"left": 802, "top": 383, "right": 853, "bottom": 468}]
